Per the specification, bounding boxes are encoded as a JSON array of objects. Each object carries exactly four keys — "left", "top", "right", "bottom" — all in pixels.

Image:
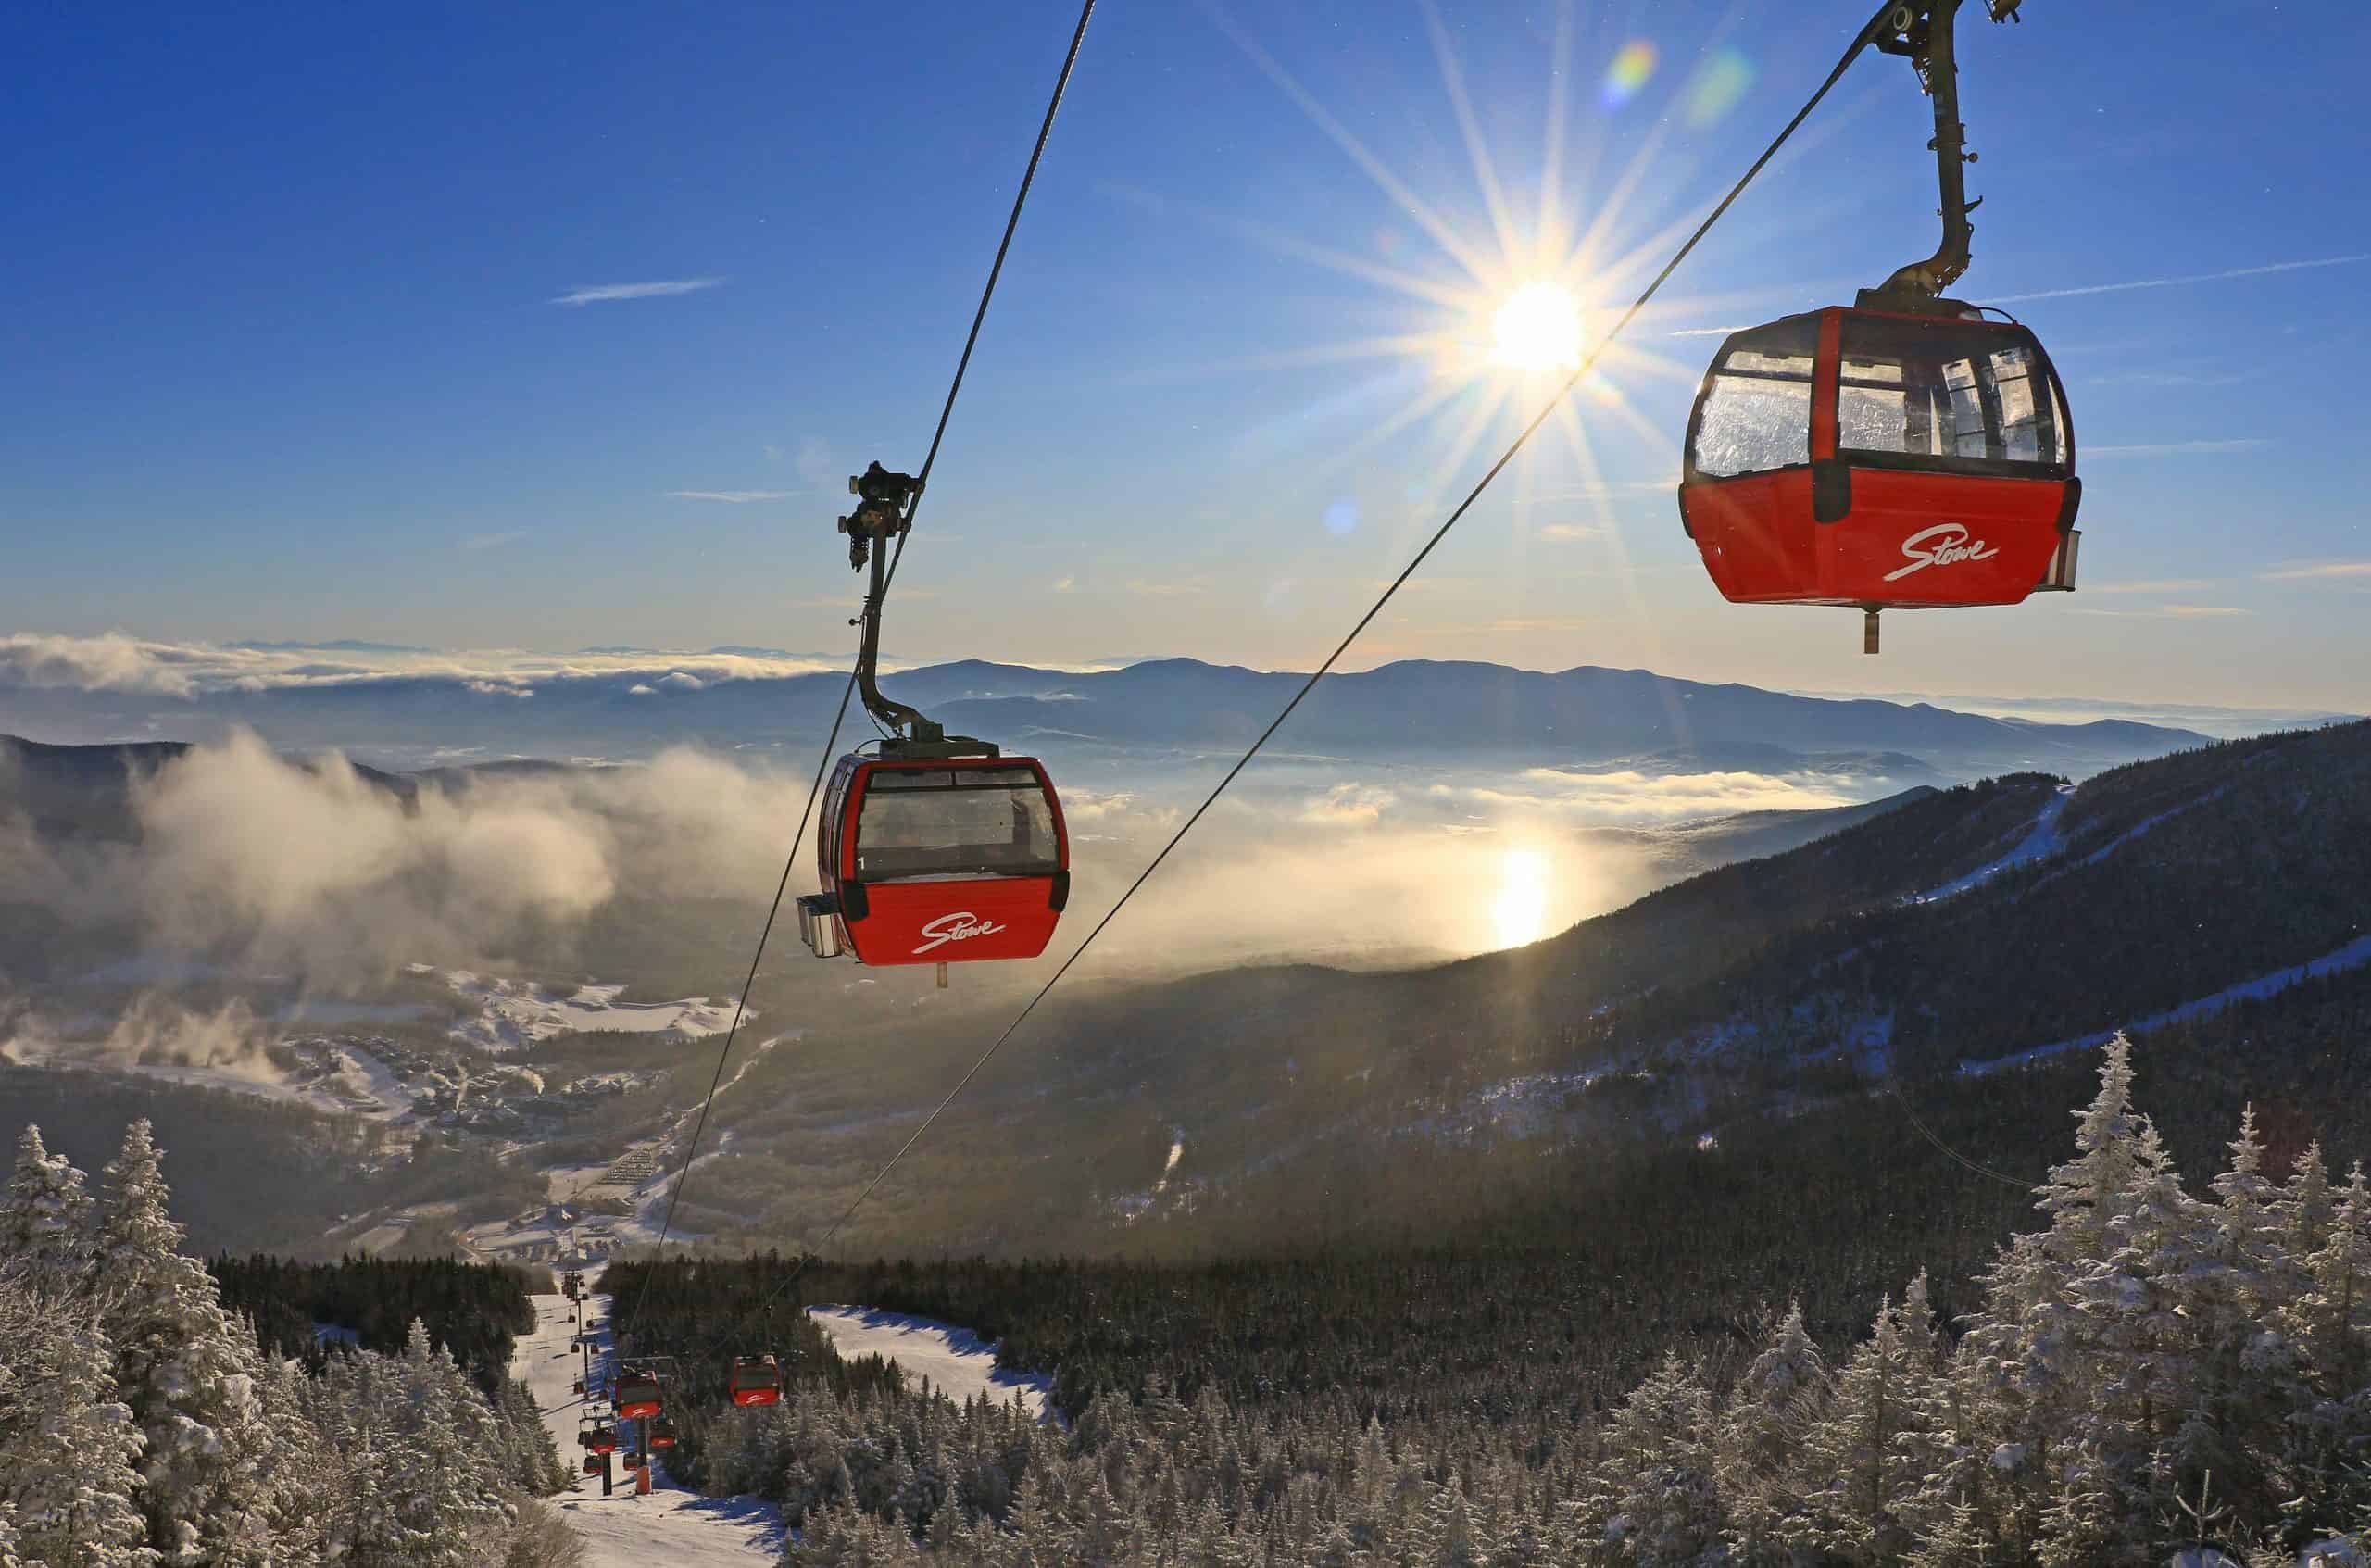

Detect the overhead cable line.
[
  {"left": 698, "top": 0, "right": 1916, "bottom": 1343},
  {"left": 618, "top": 0, "right": 1098, "bottom": 1345}
]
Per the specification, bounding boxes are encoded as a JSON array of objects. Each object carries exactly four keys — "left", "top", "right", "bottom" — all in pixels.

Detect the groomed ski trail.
[
  {"left": 514, "top": 1293, "right": 784, "bottom": 1566},
  {"left": 807, "top": 1305, "right": 1055, "bottom": 1419}
]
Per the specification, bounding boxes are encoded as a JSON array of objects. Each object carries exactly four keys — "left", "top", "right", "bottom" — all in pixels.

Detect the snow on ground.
[
  {"left": 318, "top": 1042, "right": 416, "bottom": 1120},
  {"left": 807, "top": 1306, "right": 1054, "bottom": 1419},
  {"left": 1961, "top": 932, "right": 2371, "bottom": 1076},
  {"left": 512, "top": 1292, "right": 784, "bottom": 1566},
  {"left": 414, "top": 965, "right": 740, "bottom": 1052},
  {"left": 1910, "top": 785, "right": 2072, "bottom": 903}
]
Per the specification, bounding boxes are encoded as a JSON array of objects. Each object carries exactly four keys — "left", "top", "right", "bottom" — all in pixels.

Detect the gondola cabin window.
[
  {"left": 1690, "top": 320, "right": 1816, "bottom": 478},
  {"left": 856, "top": 766, "right": 1061, "bottom": 881},
  {"left": 1835, "top": 316, "right": 2069, "bottom": 473}
]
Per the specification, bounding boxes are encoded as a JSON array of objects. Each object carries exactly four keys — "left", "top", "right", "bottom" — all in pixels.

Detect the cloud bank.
[
  {"left": 0, "top": 632, "right": 854, "bottom": 700},
  {"left": 0, "top": 732, "right": 809, "bottom": 991}
]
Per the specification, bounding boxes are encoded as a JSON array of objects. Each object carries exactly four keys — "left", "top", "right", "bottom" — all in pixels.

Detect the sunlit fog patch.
[
  {"left": 1436, "top": 767, "right": 1861, "bottom": 824},
  {"left": 0, "top": 730, "right": 812, "bottom": 992}
]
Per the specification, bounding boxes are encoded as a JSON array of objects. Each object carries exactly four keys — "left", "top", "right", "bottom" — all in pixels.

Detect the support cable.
[
  {"left": 694, "top": 1, "right": 1910, "bottom": 1346},
  {"left": 617, "top": 0, "right": 1097, "bottom": 1344}
]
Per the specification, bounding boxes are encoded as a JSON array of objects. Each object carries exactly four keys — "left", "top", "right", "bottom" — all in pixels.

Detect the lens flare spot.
[
  {"left": 1491, "top": 282, "right": 1585, "bottom": 374},
  {"left": 1324, "top": 498, "right": 1361, "bottom": 536},
  {"left": 1490, "top": 847, "right": 1551, "bottom": 950},
  {"left": 1683, "top": 49, "right": 1755, "bottom": 128},
  {"left": 1601, "top": 39, "right": 1658, "bottom": 107}
]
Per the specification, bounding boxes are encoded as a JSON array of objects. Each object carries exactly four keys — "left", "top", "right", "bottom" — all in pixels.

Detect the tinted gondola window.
[
  {"left": 857, "top": 767, "right": 1060, "bottom": 880},
  {"left": 1837, "top": 318, "right": 2067, "bottom": 473},
  {"left": 1691, "top": 321, "right": 1816, "bottom": 478}
]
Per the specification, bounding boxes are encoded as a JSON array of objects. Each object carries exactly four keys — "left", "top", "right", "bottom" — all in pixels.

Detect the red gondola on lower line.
[
  {"left": 801, "top": 753, "right": 1069, "bottom": 967},
  {"left": 729, "top": 1354, "right": 783, "bottom": 1408},
  {"left": 612, "top": 1368, "right": 663, "bottom": 1422},
  {"left": 1678, "top": 304, "right": 2080, "bottom": 621}
]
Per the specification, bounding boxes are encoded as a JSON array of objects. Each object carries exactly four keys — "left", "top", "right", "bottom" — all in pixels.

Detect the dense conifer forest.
[
  {"left": 210, "top": 1253, "right": 545, "bottom": 1389},
  {"left": 0, "top": 1119, "right": 571, "bottom": 1564},
  {"left": 604, "top": 1039, "right": 2371, "bottom": 1564}
]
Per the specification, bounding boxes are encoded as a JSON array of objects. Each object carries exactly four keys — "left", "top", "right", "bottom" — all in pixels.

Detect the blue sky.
[{"left": 5, "top": 0, "right": 2368, "bottom": 709}]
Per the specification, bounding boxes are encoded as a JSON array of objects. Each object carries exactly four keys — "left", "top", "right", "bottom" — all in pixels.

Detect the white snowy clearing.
[
  {"left": 807, "top": 1307, "right": 1054, "bottom": 1419},
  {"left": 1961, "top": 931, "right": 2371, "bottom": 1076},
  {"left": 513, "top": 1292, "right": 784, "bottom": 1565},
  {"left": 1909, "top": 784, "right": 2071, "bottom": 903},
  {"left": 416, "top": 965, "right": 740, "bottom": 1051}
]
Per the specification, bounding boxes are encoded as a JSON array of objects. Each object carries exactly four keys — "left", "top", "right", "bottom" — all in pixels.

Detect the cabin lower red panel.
[
  {"left": 839, "top": 874, "right": 1062, "bottom": 965},
  {"left": 1684, "top": 469, "right": 2069, "bottom": 608}
]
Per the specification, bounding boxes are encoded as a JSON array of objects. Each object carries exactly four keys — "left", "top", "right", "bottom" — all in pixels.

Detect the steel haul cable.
[
  {"left": 681, "top": 0, "right": 1920, "bottom": 1350},
  {"left": 618, "top": 0, "right": 1098, "bottom": 1346}
]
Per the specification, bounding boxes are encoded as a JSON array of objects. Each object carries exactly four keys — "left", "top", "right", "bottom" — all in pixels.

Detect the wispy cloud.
[
  {"left": 1536, "top": 523, "right": 1599, "bottom": 543},
  {"left": 1990, "top": 254, "right": 2370, "bottom": 305},
  {"left": 1666, "top": 325, "right": 1750, "bottom": 338},
  {"left": 459, "top": 531, "right": 526, "bottom": 552},
  {"left": 2259, "top": 561, "right": 2371, "bottom": 582},
  {"left": 551, "top": 278, "right": 723, "bottom": 307},
  {"left": 667, "top": 490, "right": 794, "bottom": 503},
  {"left": 2081, "top": 439, "right": 2267, "bottom": 458},
  {"left": 0, "top": 633, "right": 858, "bottom": 699},
  {"left": 793, "top": 436, "right": 839, "bottom": 491},
  {"left": 2087, "top": 578, "right": 2220, "bottom": 596},
  {"left": 2075, "top": 605, "right": 2252, "bottom": 620},
  {"left": 1050, "top": 575, "right": 1076, "bottom": 593}
]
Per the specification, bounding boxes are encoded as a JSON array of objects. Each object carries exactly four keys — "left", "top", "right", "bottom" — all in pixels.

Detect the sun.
[
  {"left": 1490, "top": 282, "right": 1585, "bottom": 374},
  {"left": 1489, "top": 847, "right": 1551, "bottom": 949}
]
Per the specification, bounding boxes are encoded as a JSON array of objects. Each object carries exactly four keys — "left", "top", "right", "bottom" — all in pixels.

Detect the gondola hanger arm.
[{"left": 1861, "top": 0, "right": 2030, "bottom": 307}]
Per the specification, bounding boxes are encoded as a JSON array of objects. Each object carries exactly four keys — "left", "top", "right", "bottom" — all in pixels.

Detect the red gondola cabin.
[
  {"left": 801, "top": 754, "right": 1069, "bottom": 967},
  {"left": 582, "top": 1423, "right": 617, "bottom": 1456},
  {"left": 729, "top": 1355, "right": 784, "bottom": 1408},
  {"left": 612, "top": 1369, "right": 663, "bottom": 1422},
  {"left": 1679, "top": 304, "right": 2079, "bottom": 614}
]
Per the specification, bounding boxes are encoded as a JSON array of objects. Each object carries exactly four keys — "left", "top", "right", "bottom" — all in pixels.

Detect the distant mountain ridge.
[{"left": 0, "top": 656, "right": 2214, "bottom": 777}]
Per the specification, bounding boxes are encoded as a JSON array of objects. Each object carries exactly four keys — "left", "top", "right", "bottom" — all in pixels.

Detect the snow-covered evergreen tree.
[
  {"left": 95, "top": 1119, "right": 283, "bottom": 1564},
  {"left": 0, "top": 1279, "right": 155, "bottom": 1568},
  {"left": 1720, "top": 1301, "right": 1828, "bottom": 1560},
  {"left": 3, "top": 1124, "right": 96, "bottom": 1273},
  {"left": 380, "top": 1319, "right": 511, "bottom": 1565},
  {"left": 1801, "top": 1289, "right": 1940, "bottom": 1564},
  {"left": 1584, "top": 1352, "right": 1728, "bottom": 1564}
]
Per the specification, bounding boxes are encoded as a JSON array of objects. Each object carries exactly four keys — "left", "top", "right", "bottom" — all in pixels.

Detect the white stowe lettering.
[
  {"left": 1882, "top": 521, "right": 2000, "bottom": 583},
  {"left": 912, "top": 911, "right": 1007, "bottom": 955}
]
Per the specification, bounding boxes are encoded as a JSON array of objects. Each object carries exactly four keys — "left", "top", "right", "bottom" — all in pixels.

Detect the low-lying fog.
[{"left": 0, "top": 731, "right": 1917, "bottom": 1078}]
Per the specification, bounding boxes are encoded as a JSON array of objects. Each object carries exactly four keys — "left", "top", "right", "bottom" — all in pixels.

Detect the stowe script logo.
[
  {"left": 912, "top": 911, "right": 1008, "bottom": 956},
  {"left": 1882, "top": 522, "right": 1999, "bottom": 583}
]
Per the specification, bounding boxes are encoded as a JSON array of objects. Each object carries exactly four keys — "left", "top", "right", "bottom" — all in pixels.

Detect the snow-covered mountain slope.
[
  {"left": 512, "top": 1293, "right": 783, "bottom": 1566},
  {"left": 807, "top": 1305, "right": 1053, "bottom": 1417}
]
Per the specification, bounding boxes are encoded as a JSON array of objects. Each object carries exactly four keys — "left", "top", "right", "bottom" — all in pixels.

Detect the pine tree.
[
  {"left": 1803, "top": 1292, "right": 1934, "bottom": 1564},
  {"left": 1720, "top": 1301, "right": 1828, "bottom": 1560},
  {"left": 2174, "top": 1106, "right": 2301, "bottom": 1537},
  {"left": 340, "top": 1321, "right": 509, "bottom": 1567},
  {"left": 95, "top": 1119, "right": 283, "bottom": 1564},
  {"left": 2289, "top": 1162, "right": 2371, "bottom": 1531},
  {"left": 0, "top": 1290, "right": 156, "bottom": 1568},
  {"left": 3, "top": 1124, "right": 96, "bottom": 1273},
  {"left": 1584, "top": 1353, "right": 1727, "bottom": 1565}
]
